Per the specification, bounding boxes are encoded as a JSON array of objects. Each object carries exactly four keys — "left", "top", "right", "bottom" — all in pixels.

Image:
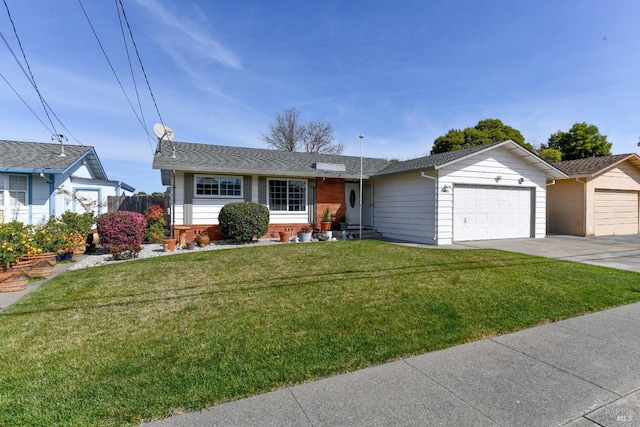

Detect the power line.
[
  {"left": 116, "top": 0, "right": 166, "bottom": 129},
  {"left": 0, "top": 69, "right": 54, "bottom": 134},
  {"left": 78, "top": 0, "right": 155, "bottom": 150},
  {"left": 114, "top": 0, "right": 154, "bottom": 151},
  {"left": 1, "top": 2, "right": 84, "bottom": 145},
  {"left": 2, "top": 0, "right": 58, "bottom": 136}
]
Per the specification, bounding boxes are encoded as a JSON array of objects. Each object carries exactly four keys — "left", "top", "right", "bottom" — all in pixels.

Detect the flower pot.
[
  {"left": 320, "top": 221, "right": 331, "bottom": 231},
  {"left": 162, "top": 238, "right": 176, "bottom": 252},
  {"left": 339, "top": 222, "right": 348, "bottom": 231},
  {"left": 56, "top": 252, "right": 73, "bottom": 262},
  {"left": 298, "top": 231, "right": 312, "bottom": 243},
  {"left": 22, "top": 253, "right": 56, "bottom": 278},
  {"left": 195, "top": 234, "right": 210, "bottom": 246},
  {"left": 0, "top": 266, "right": 30, "bottom": 293},
  {"left": 73, "top": 246, "right": 86, "bottom": 257},
  {"left": 186, "top": 241, "right": 196, "bottom": 250},
  {"left": 278, "top": 231, "right": 290, "bottom": 243}
]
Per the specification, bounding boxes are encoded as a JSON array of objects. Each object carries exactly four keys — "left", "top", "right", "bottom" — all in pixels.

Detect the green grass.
[{"left": 1, "top": 240, "right": 639, "bottom": 426}]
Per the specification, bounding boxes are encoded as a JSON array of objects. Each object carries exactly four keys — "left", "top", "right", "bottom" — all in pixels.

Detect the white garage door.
[
  {"left": 454, "top": 185, "right": 531, "bottom": 241},
  {"left": 594, "top": 190, "right": 639, "bottom": 236}
]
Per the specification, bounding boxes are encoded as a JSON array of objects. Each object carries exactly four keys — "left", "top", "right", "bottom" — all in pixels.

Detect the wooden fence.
[{"left": 107, "top": 195, "right": 171, "bottom": 224}]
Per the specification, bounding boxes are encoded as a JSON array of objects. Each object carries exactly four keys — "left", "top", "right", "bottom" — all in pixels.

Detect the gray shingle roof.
[
  {"left": 0, "top": 140, "right": 107, "bottom": 179},
  {"left": 152, "top": 141, "right": 391, "bottom": 178},
  {"left": 374, "top": 141, "right": 505, "bottom": 176},
  {"left": 553, "top": 154, "right": 640, "bottom": 177}
]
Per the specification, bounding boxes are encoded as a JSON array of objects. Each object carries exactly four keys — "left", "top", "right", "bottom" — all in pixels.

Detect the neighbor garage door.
[
  {"left": 453, "top": 185, "right": 531, "bottom": 241},
  {"left": 594, "top": 190, "right": 639, "bottom": 236}
]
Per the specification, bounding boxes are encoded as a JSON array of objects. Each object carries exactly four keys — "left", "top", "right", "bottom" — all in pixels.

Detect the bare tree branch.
[
  {"left": 260, "top": 108, "right": 302, "bottom": 151},
  {"left": 261, "top": 108, "right": 344, "bottom": 154}
]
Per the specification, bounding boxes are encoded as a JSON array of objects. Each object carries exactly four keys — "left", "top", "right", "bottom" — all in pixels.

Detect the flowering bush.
[
  {"left": 30, "top": 220, "right": 66, "bottom": 254},
  {"left": 59, "top": 211, "right": 94, "bottom": 238},
  {"left": 144, "top": 205, "right": 166, "bottom": 243},
  {"left": 0, "top": 221, "right": 30, "bottom": 269},
  {"left": 96, "top": 211, "right": 147, "bottom": 260},
  {"left": 61, "top": 231, "right": 86, "bottom": 253}
]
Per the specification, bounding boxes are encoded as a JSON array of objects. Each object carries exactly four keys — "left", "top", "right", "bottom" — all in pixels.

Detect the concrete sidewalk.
[{"left": 143, "top": 302, "right": 640, "bottom": 427}]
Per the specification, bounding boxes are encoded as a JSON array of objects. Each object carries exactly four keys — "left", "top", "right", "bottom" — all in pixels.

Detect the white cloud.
[{"left": 132, "top": 0, "right": 241, "bottom": 70}]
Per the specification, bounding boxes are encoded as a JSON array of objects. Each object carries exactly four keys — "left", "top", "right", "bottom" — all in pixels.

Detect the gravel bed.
[{"left": 67, "top": 239, "right": 282, "bottom": 271}]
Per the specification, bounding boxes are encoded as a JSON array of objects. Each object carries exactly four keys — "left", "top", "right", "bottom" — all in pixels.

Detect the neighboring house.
[
  {"left": 153, "top": 139, "right": 566, "bottom": 245},
  {"left": 547, "top": 153, "right": 640, "bottom": 236},
  {"left": 0, "top": 140, "right": 135, "bottom": 225}
]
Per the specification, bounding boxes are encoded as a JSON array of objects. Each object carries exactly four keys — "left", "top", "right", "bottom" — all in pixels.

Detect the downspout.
[
  {"left": 421, "top": 172, "right": 438, "bottom": 242},
  {"left": 171, "top": 170, "right": 176, "bottom": 235}
]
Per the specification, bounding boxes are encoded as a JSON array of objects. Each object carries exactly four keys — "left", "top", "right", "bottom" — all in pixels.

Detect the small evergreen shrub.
[
  {"left": 218, "top": 202, "right": 269, "bottom": 242},
  {"left": 96, "top": 211, "right": 147, "bottom": 260},
  {"left": 59, "top": 211, "right": 95, "bottom": 237}
]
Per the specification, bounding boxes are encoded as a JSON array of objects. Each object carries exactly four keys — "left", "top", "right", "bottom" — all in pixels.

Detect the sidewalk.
[{"left": 143, "top": 302, "right": 640, "bottom": 427}]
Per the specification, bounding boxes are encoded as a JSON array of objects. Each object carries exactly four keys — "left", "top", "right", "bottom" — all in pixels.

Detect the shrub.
[
  {"left": 144, "top": 205, "right": 166, "bottom": 243},
  {"left": 0, "top": 221, "right": 30, "bottom": 269},
  {"left": 59, "top": 211, "right": 95, "bottom": 237},
  {"left": 96, "top": 211, "right": 147, "bottom": 260},
  {"left": 31, "top": 218, "right": 67, "bottom": 254},
  {"left": 218, "top": 202, "right": 269, "bottom": 242}
]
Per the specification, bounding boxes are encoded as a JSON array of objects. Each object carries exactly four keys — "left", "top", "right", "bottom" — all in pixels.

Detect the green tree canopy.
[
  {"left": 537, "top": 148, "right": 563, "bottom": 163},
  {"left": 431, "top": 119, "right": 532, "bottom": 154},
  {"left": 544, "top": 122, "right": 612, "bottom": 160}
]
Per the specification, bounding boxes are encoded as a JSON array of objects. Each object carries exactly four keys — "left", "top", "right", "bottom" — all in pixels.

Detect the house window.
[
  {"left": 195, "top": 175, "right": 242, "bottom": 198},
  {"left": 8, "top": 175, "right": 27, "bottom": 206},
  {"left": 268, "top": 179, "right": 306, "bottom": 212},
  {"left": 0, "top": 177, "right": 4, "bottom": 206}
]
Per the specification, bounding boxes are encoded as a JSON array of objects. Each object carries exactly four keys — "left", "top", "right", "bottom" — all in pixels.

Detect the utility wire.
[
  {"left": 114, "top": 0, "right": 154, "bottom": 152},
  {"left": 116, "top": 0, "right": 166, "bottom": 130},
  {"left": 0, "top": 69, "right": 54, "bottom": 134},
  {"left": 2, "top": 0, "right": 58, "bottom": 136},
  {"left": 1, "top": 5, "right": 84, "bottom": 145},
  {"left": 78, "top": 0, "right": 155, "bottom": 147}
]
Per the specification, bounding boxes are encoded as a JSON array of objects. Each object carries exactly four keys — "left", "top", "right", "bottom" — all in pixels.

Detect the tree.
[
  {"left": 431, "top": 118, "right": 532, "bottom": 154},
  {"left": 545, "top": 122, "right": 612, "bottom": 160},
  {"left": 538, "top": 147, "right": 562, "bottom": 163},
  {"left": 261, "top": 108, "right": 344, "bottom": 154}
]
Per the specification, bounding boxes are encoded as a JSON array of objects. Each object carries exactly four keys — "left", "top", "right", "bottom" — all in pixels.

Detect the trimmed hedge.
[{"left": 218, "top": 202, "right": 269, "bottom": 242}]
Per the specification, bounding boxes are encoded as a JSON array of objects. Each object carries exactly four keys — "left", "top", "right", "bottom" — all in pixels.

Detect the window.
[
  {"left": 195, "top": 175, "right": 242, "bottom": 198},
  {"left": 269, "top": 179, "right": 306, "bottom": 212},
  {"left": 8, "top": 175, "right": 27, "bottom": 206}
]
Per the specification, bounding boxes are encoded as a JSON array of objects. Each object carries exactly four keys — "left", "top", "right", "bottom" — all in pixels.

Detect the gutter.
[{"left": 421, "top": 172, "right": 438, "bottom": 242}]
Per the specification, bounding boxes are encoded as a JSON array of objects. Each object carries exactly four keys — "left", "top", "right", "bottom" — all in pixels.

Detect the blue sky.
[{"left": 1, "top": 1, "right": 639, "bottom": 193}]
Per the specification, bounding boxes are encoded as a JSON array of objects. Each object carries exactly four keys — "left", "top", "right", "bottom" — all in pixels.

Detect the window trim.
[
  {"left": 267, "top": 178, "right": 307, "bottom": 212},
  {"left": 7, "top": 174, "right": 27, "bottom": 207},
  {"left": 194, "top": 174, "right": 243, "bottom": 199}
]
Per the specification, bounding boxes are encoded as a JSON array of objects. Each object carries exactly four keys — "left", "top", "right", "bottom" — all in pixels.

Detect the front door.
[{"left": 345, "top": 183, "right": 360, "bottom": 226}]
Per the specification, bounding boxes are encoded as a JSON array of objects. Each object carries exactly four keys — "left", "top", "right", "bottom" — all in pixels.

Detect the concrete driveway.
[{"left": 460, "top": 235, "right": 640, "bottom": 273}]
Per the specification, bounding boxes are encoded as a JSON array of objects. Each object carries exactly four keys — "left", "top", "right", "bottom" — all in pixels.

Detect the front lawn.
[{"left": 1, "top": 240, "right": 639, "bottom": 426}]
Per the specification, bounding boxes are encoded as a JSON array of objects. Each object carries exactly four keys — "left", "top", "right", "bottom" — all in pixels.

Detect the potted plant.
[
  {"left": 320, "top": 207, "right": 332, "bottom": 231},
  {"left": 298, "top": 227, "right": 312, "bottom": 243},
  {"left": 338, "top": 212, "right": 350, "bottom": 231},
  {"left": 195, "top": 231, "right": 210, "bottom": 246}
]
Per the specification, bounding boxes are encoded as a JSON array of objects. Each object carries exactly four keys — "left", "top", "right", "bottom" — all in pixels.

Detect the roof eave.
[
  {"left": 1, "top": 167, "right": 65, "bottom": 174},
  {"left": 157, "top": 167, "right": 369, "bottom": 180}
]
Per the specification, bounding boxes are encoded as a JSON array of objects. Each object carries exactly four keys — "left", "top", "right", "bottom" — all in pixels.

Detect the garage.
[
  {"left": 453, "top": 185, "right": 532, "bottom": 241},
  {"left": 594, "top": 190, "right": 639, "bottom": 236}
]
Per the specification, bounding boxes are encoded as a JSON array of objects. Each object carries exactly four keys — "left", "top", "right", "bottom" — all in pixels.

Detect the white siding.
[
  {"left": 175, "top": 172, "right": 310, "bottom": 225},
  {"left": 439, "top": 145, "right": 547, "bottom": 242},
  {"left": 373, "top": 172, "right": 437, "bottom": 244}
]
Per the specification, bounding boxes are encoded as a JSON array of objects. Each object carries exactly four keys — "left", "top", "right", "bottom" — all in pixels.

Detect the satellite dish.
[{"left": 153, "top": 123, "right": 174, "bottom": 141}]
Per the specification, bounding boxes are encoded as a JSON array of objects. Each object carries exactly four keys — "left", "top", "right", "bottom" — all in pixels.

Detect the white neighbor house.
[
  {"left": 0, "top": 140, "right": 135, "bottom": 225},
  {"left": 152, "top": 139, "right": 567, "bottom": 245}
]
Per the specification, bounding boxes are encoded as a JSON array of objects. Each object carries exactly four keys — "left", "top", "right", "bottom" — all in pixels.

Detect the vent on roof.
[{"left": 314, "top": 162, "right": 346, "bottom": 172}]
